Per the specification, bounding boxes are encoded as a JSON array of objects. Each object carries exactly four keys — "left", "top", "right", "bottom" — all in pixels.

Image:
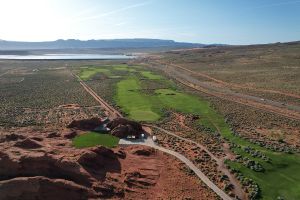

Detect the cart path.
[
  {"left": 144, "top": 124, "right": 245, "bottom": 199},
  {"left": 72, "top": 71, "right": 234, "bottom": 200},
  {"left": 120, "top": 139, "right": 232, "bottom": 200}
]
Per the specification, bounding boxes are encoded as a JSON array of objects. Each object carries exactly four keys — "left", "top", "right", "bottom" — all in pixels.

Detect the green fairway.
[
  {"left": 79, "top": 67, "right": 111, "bottom": 80},
  {"left": 141, "top": 71, "right": 162, "bottom": 79},
  {"left": 155, "top": 89, "right": 224, "bottom": 130},
  {"left": 117, "top": 84, "right": 300, "bottom": 199},
  {"left": 72, "top": 132, "right": 119, "bottom": 148},
  {"left": 79, "top": 65, "right": 300, "bottom": 199},
  {"left": 226, "top": 153, "right": 300, "bottom": 200},
  {"left": 113, "top": 65, "right": 136, "bottom": 72},
  {"left": 154, "top": 89, "right": 300, "bottom": 200},
  {"left": 115, "top": 78, "right": 161, "bottom": 121}
]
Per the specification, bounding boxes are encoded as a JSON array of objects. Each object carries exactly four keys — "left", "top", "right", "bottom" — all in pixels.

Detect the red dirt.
[
  {"left": 122, "top": 146, "right": 217, "bottom": 200},
  {"left": 0, "top": 128, "right": 216, "bottom": 200}
]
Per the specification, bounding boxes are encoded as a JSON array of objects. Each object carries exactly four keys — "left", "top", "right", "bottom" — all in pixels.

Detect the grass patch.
[
  {"left": 101, "top": 65, "right": 300, "bottom": 199},
  {"left": 113, "top": 65, "right": 136, "bottom": 72},
  {"left": 72, "top": 132, "right": 119, "bottom": 148},
  {"left": 115, "top": 78, "right": 161, "bottom": 121},
  {"left": 154, "top": 88, "right": 300, "bottom": 199},
  {"left": 79, "top": 68, "right": 111, "bottom": 80},
  {"left": 141, "top": 71, "right": 162, "bottom": 80},
  {"left": 155, "top": 89, "right": 225, "bottom": 130},
  {"left": 226, "top": 155, "right": 300, "bottom": 200}
]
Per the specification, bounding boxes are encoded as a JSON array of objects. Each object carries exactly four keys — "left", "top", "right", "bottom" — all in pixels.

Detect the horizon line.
[{"left": 0, "top": 38, "right": 299, "bottom": 46}]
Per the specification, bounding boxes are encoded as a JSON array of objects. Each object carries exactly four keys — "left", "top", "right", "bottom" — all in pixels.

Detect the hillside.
[{"left": 0, "top": 39, "right": 205, "bottom": 50}]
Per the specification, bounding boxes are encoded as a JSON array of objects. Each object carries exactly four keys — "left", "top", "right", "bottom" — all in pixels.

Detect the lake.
[{"left": 0, "top": 54, "right": 135, "bottom": 60}]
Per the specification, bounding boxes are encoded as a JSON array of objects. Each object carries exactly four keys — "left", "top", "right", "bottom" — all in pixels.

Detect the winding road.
[
  {"left": 144, "top": 124, "right": 245, "bottom": 199},
  {"left": 119, "top": 137, "right": 232, "bottom": 200}
]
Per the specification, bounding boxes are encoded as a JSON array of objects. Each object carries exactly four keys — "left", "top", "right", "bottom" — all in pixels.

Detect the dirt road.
[
  {"left": 72, "top": 73, "right": 123, "bottom": 119},
  {"left": 0, "top": 70, "right": 10, "bottom": 77},
  {"left": 161, "top": 61, "right": 300, "bottom": 99},
  {"left": 146, "top": 60, "right": 300, "bottom": 121}
]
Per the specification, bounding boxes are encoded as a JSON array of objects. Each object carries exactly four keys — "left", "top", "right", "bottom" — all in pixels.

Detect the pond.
[{"left": 0, "top": 53, "right": 135, "bottom": 60}]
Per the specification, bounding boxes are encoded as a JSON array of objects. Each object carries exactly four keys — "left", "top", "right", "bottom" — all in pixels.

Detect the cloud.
[
  {"left": 114, "top": 22, "right": 128, "bottom": 27},
  {"left": 73, "top": 1, "right": 153, "bottom": 23}
]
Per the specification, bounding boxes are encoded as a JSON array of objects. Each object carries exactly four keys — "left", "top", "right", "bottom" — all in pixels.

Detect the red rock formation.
[
  {"left": 0, "top": 176, "right": 91, "bottom": 200},
  {"left": 47, "top": 132, "right": 60, "bottom": 138},
  {"left": 107, "top": 118, "right": 143, "bottom": 138},
  {"left": 0, "top": 133, "right": 25, "bottom": 142},
  {"left": 67, "top": 117, "right": 102, "bottom": 130},
  {"left": 131, "top": 146, "right": 155, "bottom": 156},
  {"left": 0, "top": 129, "right": 217, "bottom": 200},
  {"left": 14, "top": 138, "right": 42, "bottom": 149},
  {"left": 63, "top": 130, "right": 77, "bottom": 139}
]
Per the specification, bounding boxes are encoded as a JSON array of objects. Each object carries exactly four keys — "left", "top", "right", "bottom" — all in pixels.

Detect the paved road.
[
  {"left": 145, "top": 124, "right": 219, "bottom": 161},
  {"left": 119, "top": 138, "right": 232, "bottom": 200},
  {"left": 145, "top": 124, "right": 245, "bottom": 199},
  {"left": 119, "top": 136, "right": 155, "bottom": 146}
]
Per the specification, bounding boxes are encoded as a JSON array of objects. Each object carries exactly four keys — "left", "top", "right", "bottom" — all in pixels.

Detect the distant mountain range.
[{"left": 0, "top": 39, "right": 212, "bottom": 50}]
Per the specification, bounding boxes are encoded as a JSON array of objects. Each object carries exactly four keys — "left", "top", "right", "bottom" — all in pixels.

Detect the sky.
[{"left": 0, "top": 0, "right": 299, "bottom": 44}]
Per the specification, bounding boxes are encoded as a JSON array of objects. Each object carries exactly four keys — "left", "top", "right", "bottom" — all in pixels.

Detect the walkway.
[{"left": 119, "top": 138, "right": 232, "bottom": 200}]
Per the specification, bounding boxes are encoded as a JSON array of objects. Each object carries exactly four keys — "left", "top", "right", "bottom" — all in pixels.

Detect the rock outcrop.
[
  {"left": 14, "top": 138, "right": 42, "bottom": 149},
  {"left": 0, "top": 133, "right": 25, "bottom": 143},
  {"left": 63, "top": 130, "right": 77, "bottom": 139},
  {"left": 0, "top": 134, "right": 124, "bottom": 199},
  {"left": 124, "top": 171, "right": 157, "bottom": 189},
  {"left": 0, "top": 128, "right": 216, "bottom": 200},
  {"left": 107, "top": 118, "right": 143, "bottom": 138},
  {"left": 67, "top": 118, "right": 102, "bottom": 130},
  {"left": 0, "top": 176, "right": 90, "bottom": 200},
  {"left": 131, "top": 146, "right": 155, "bottom": 156}
]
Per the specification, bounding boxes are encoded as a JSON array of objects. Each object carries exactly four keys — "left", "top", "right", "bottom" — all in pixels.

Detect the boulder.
[
  {"left": 107, "top": 118, "right": 142, "bottom": 138},
  {"left": 0, "top": 133, "right": 25, "bottom": 142},
  {"left": 131, "top": 147, "right": 154, "bottom": 156},
  {"left": 0, "top": 176, "right": 91, "bottom": 200},
  {"left": 91, "top": 146, "right": 116, "bottom": 159},
  {"left": 14, "top": 138, "right": 42, "bottom": 149},
  {"left": 78, "top": 151, "right": 104, "bottom": 169},
  {"left": 67, "top": 118, "right": 102, "bottom": 130},
  {"left": 63, "top": 131, "right": 77, "bottom": 139},
  {"left": 115, "top": 150, "right": 126, "bottom": 159},
  {"left": 30, "top": 136, "right": 43, "bottom": 142},
  {"left": 47, "top": 132, "right": 60, "bottom": 138},
  {"left": 107, "top": 118, "right": 142, "bottom": 132},
  {"left": 111, "top": 125, "right": 131, "bottom": 138}
]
